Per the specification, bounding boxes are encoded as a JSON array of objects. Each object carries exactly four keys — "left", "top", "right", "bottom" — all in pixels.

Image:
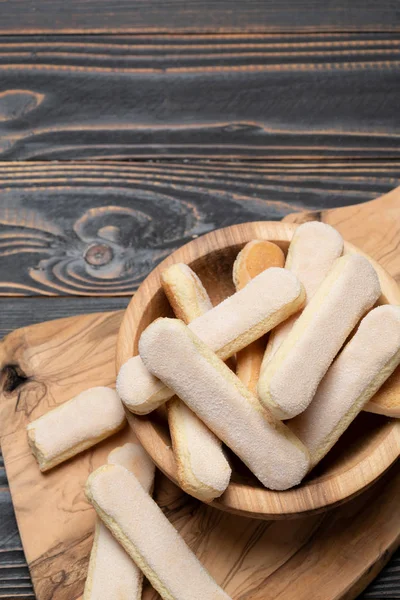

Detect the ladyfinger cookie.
[
  {"left": 290, "top": 305, "right": 400, "bottom": 468},
  {"left": 86, "top": 464, "right": 232, "bottom": 600},
  {"left": 107, "top": 441, "right": 155, "bottom": 493},
  {"left": 235, "top": 338, "right": 265, "bottom": 395},
  {"left": 139, "top": 319, "right": 310, "bottom": 490},
  {"left": 364, "top": 371, "right": 400, "bottom": 417},
  {"left": 161, "top": 263, "right": 231, "bottom": 502},
  {"left": 258, "top": 254, "right": 381, "bottom": 419},
  {"left": 84, "top": 442, "right": 155, "bottom": 600},
  {"left": 233, "top": 240, "right": 285, "bottom": 291},
  {"left": 233, "top": 240, "right": 284, "bottom": 394},
  {"left": 117, "top": 267, "right": 306, "bottom": 415},
  {"left": 261, "top": 221, "right": 343, "bottom": 372},
  {"left": 161, "top": 262, "right": 213, "bottom": 320},
  {"left": 27, "top": 387, "right": 126, "bottom": 472},
  {"left": 167, "top": 399, "right": 232, "bottom": 501}
]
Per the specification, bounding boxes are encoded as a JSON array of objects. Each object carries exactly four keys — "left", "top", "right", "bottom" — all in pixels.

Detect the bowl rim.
[{"left": 116, "top": 221, "right": 400, "bottom": 519}]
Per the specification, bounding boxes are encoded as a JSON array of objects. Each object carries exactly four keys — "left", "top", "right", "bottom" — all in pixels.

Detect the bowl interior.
[{"left": 116, "top": 221, "right": 400, "bottom": 519}]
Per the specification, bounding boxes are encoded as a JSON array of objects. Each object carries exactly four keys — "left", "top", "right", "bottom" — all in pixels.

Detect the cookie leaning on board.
[
  {"left": 161, "top": 263, "right": 232, "bottom": 503},
  {"left": 86, "top": 464, "right": 232, "bottom": 600},
  {"left": 84, "top": 442, "right": 155, "bottom": 600}
]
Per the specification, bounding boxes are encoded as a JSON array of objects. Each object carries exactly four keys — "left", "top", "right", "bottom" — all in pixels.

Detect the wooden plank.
[
  {"left": 0, "top": 298, "right": 128, "bottom": 339},
  {"left": 0, "top": 2, "right": 399, "bottom": 34},
  {"left": 0, "top": 33, "right": 399, "bottom": 159},
  {"left": 0, "top": 297, "right": 124, "bottom": 600},
  {"left": 0, "top": 457, "right": 34, "bottom": 599},
  {"left": 0, "top": 161, "right": 400, "bottom": 296}
]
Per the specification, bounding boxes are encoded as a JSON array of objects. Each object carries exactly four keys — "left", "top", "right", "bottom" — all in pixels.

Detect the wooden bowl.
[{"left": 116, "top": 221, "right": 400, "bottom": 519}]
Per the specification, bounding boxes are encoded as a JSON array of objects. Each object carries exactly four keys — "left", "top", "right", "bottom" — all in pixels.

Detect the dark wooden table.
[{"left": 1, "top": 3, "right": 400, "bottom": 598}]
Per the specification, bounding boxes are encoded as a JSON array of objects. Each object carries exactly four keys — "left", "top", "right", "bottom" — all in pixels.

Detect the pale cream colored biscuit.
[
  {"left": 161, "top": 263, "right": 231, "bottom": 502},
  {"left": 233, "top": 240, "right": 284, "bottom": 394},
  {"left": 86, "top": 464, "right": 232, "bottom": 600},
  {"left": 167, "top": 399, "right": 231, "bottom": 501},
  {"left": 139, "top": 319, "right": 310, "bottom": 490},
  {"left": 261, "top": 221, "right": 344, "bottom": 373},
  {"left": 290, "top": 305, "right": 400, "bottom": 468},
  {"left": 117, "top": 267, "right": 305, "bottom": 415},
  {"left": 84, "top": 442, "right": 155, "bottom": 600},
  {"left": 27, "top": 387, "right": 126, "bottom": 472},
  {"left": 258, "top": 254, "right": 381, "bottom": 419}
]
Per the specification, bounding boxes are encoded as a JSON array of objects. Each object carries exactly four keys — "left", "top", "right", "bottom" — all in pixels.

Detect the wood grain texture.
[
  {"left": 0, "top": 309, "right": 399, "bottom": 600},
  {"left": 0, "top": 298, "right": 128, "bottom": 340},
  {"left": 0, "top": 3, "right": 399, "bottom": 34},
  {"left": 1, "top": 161, "right": 400, "bottom": 297},
  {"left": 0, "top": 34, "right": 400, "bottom": 159},
  {"left": 0, "top": 299, "right": 128, "bottom": 600},
  {"left": 0, "top": 310, "right": 133, "bottom": 600}
]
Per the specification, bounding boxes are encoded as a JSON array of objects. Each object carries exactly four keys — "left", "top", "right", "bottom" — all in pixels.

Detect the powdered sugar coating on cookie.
[
  {"left": 86, "top": 464, "right": 232, "bottom": 600},
  {"left": 290, "top": 305, "right": 400, "bottom": 467},
  {"left": 140, "top": 319, "right": 309, "bottom": 490},
  {"left": 258, "top": 254, "right": 381, "bottom": 419}
]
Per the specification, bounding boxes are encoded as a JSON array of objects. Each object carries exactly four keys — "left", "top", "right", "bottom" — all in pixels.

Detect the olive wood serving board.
[{"left": 0, "top": 187, "right": 399, "bottom": 600}]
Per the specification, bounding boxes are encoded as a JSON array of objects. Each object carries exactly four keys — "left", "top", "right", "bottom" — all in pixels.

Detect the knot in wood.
[{"left": 84, "top": 243, "right": 113, "bottom": 266}]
